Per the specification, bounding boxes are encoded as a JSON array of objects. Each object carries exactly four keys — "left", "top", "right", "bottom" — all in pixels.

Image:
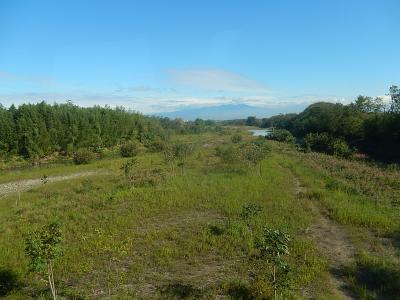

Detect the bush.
[
  {"left": 304, "top": 133, "right": 353, "bottom": 158},
  {"left": 304, "top": 132, "right": 332, "bottom": 153},
  {"left": 268, "top": 129, "right": 295, "bottom": 143},
  {"left": 120, "top": 141, "right": 141, "bottom": 157},
  {"left": 145, "top": 138, "right": 167, "bottom": 153},
  {"left": 120, "top": 158, "right": 138, "bottom": 181},
  {"left": 240, "top": 203, "right": 262, "bottom": 219},
  {"left": 163, "top": 143, "right": 194, "bottom": 165},
  {"left": 25, "top": 222, "right": 63, "bottom": 300},
  {"left": 73, "top": 149, "right": 94, "bottom": 165},
  {"left": 256, "top": 228, "right": 291, "bottom": 297},
  {"left": 216, "top": 140, "right": 270, "bottom": 170},
  {"left": 231, "top": 134, "right": 242, "bottom": 144},
  {"left": 174, "top": 143, "right": 193, "bottom": 162},
  {"left": 332, "top": 139, "right": 353, "bottom": 158},
  {"left": 215, "top": 145, "right": 238, "bottom": 164},
  {"left": 239, "top": 140, "right": 271, "bottom": 166}
]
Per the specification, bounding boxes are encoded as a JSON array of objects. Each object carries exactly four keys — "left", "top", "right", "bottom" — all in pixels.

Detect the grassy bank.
[
  {"left": 0, "top": 131, "right": 399, "bottom": 299},
  {"left": 273, "top": 142, "right": 400, "bottom": 299}
]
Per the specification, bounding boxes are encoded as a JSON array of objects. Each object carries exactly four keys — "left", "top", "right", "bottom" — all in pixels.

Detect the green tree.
[
  {"left": 120, "top": 158, "right": 138, "bottom": 182},
  {"left": 120, "top": 140, "right": 141, "bottom": 157},
  {"left": 246, "top": 116, "right": 260, "bottom": 126},
  {"left": 389, "top": 85, "right": 400, "bottom": 113},
  {"left": 163, "top": 143, "right": 193, "bottom": 169},
  {"left": 25, "top": 222, "right": 63, "bottom": 300},
  {"left": 239, "top": 140, "right": 270, "bottom": 174},
  {"left": 73, "top": 149, "right": 94, "bottom": 165},
  {"left": 256, "top": 228, "right": 291, "bottom": 299},
  {"left": 353, "top": 95, "right": 384, "bottom": 113},
  {"left": 268, "top": 129, "right": 295, "bottom": 143}
]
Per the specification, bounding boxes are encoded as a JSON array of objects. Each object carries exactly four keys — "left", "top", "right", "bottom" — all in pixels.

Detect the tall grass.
[{"left": 0, "top": 133, "right": 369, "bottom": 299}]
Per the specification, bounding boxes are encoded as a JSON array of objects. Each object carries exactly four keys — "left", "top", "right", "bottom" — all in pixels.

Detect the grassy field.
[{"left": 0, "top": 129, "right": 399, "bottom": 299}]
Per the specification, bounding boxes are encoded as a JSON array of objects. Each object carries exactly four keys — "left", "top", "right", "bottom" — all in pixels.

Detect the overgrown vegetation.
[
  {"left": 216, "top": 139, "right": 270, "bottom": 171},
  {"left": 0, "top": 102, "right": 221, "bottom": 164},
  {"left": 0, "top": 124, "right": 398, "bottom": 299},
  {"left": 304, "top": 132, "right": 353, "bottom": 158},
  {"left": 267, "top": 129, "right": 295, "bottom": 144},
  {"left": 0, "top": 130, "right": 329, "bottom": 299},
  {"left": 0, "top": 102, "right": 165, "bottom": 158},
  {"left": 120, "top": 141, "right": 141, "bottom": 158},
  {"left": 73, "top": 149, "right": 95, "bottom": 165},
  {"left": 256, "top": 85, "right": 400, "bottom": 162}
]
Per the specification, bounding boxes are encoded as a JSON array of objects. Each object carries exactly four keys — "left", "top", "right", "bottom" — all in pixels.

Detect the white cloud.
[
  {"left": 0, "top": 68, "right": 353, "bottom": 114},
  {"left": 0, "top": 92, "right": 234, "bottom": 113},
  {"left": 0, "top": 67, "right": 359, "bottom": 114},
  {"left": 115, "top": 85, "right": 177, "bottom": 93},
  {"left": 168, "top": 68, "right": 270, "bottom": 93},
  {"left": 377, "top": 95, "right": 392, "bottom": 103},
  {"left": 284, "top": 94, "right": 348, "bottom": 105},
  {"left": 0, "top": 90, "right": 350, "bottom": 114}
]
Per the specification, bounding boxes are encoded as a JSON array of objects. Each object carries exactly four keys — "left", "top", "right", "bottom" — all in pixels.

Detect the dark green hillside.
[{"left": 259, "top": 85, "right": 400, "bottom": 162}]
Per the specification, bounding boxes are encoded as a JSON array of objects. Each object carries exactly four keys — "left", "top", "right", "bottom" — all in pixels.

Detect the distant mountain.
[{"left": 154, "top": 103, "right": 308, "bottom": 120}]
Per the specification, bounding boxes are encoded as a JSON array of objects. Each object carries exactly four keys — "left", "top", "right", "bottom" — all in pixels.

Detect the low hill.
[{"left": 155, "top": 103, "right": 308, "bottom": 120}]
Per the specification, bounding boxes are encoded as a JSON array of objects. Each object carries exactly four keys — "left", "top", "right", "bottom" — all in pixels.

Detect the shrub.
[
  {"left": 332, "top": 139, "right": 353, "bottom": 158},
  {"left": 146, "top": 138, "right": 167, "bottom": 153},
  {"left": 304, "top": 133, "right": 353, "bottom": 158},
  {"left": 120, "top": 141, "right": 141, "bottom": 157},
  {"left": 240, "top": 203, "right": 262, "bottom": 219},
  {"left": 215, "top": 145, "right": 238, "bottom": 164},
  {"left": 216, "top": 140, "right": 270, "bottom": 174},
  {"left": 73, "top": 149, "right": 94, "bottom": 165},
  {"left": 121, "top": 158, "right": 138, "bottom": 181},
  {"left": 174, "top": 143, "right": 193, "bottom": 163},
  {"left": 163, "top": 143, "right": 193, "bottom": 165},
  {"left": 304, "top": 132, "right": 332, "bottom": 154},
  {"left": 25, "top": 222, "right": 62, "bottom": 300},
  {"left": 268, "top": 129, "right": 295, "bottom": 143},
  {"left": 231, "top": 134, "right": 242, "bottom": 144},
  {"left": 121, "top": 158, "right": 165, "bottom": 186},
  {"left": 240, "top": 140, "right": 271, "bottom": 167},
  {"left": 256, "top": 228, "right": 291, "bottom": 299}
]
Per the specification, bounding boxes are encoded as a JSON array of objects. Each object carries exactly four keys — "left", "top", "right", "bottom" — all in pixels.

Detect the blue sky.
[{"left": 0, "top": 0, "right": 399, "bottom": 113}]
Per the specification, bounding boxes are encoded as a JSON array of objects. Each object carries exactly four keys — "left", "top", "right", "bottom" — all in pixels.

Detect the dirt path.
[
  {"left": 290, "top": 169, "right": 356, "bottom": 299},
  {"left": 0, "top": 171, "right": 104, "bottom": 198}
]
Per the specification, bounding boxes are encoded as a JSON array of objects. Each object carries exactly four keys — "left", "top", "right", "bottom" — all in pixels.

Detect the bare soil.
[
  {"left": 291, "top": 169, "right": 356, "bottom": 300},
  {"left": 0, "top": 171, "right": 104, "bottom": 198}
]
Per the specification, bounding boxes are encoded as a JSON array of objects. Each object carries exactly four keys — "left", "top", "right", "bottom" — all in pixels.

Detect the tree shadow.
[
  {"left": 351, "top": 258, "right": 400, "bottom": 299},
  {"left": 388, "top": 230, "right": 400, "bottom": 249},
  {"left": 224, "top": 281, "right": 255, "bottom": 300},
  {"left": 208, "top": 223, "right": 225, "bottom": 236},
  {"left": 329, "top": 266, "right": 356, "bottom": 298},
  {"left": 225, "top": 283, "right": 254, "bottom": 300},
  {"left": 159, "top": 283, "right": 202, "bottom": 299},
  {"left": 0, "top": 269, "right": 19, "bottom": 297}
]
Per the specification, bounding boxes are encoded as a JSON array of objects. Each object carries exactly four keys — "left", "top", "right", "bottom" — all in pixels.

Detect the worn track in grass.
[
  {"left": 0, "top": 171, "right": 105, "bottom": 198},
  {"left": 289, "top": 167, "right": 356, "bottom": 300}
]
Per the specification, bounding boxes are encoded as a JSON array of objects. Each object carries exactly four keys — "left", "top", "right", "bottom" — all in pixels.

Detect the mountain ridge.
[{"left": 153, "top": 103, "right": 308, "bottom": 120}]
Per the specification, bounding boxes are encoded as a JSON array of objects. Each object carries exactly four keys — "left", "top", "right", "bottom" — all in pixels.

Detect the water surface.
[{"left": 249, "top": 129, "right": 272, "bottom": 137}]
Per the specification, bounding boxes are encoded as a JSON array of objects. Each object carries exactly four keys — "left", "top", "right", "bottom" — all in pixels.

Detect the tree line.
[
  {"left": 257, "top": 85, "right": 400, "bottom": 162},
  {"left": 0, "top": 102, "right": 219, "bottom": 159}
]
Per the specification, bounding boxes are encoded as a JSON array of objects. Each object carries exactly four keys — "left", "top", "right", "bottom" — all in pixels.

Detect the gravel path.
[{"left": 0, "top": 171, "right": 102, "bottom": 198}]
